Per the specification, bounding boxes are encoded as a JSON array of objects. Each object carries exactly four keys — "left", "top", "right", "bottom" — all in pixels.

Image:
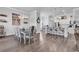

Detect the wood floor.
[{"left": 0, "top": 32, "right": 78, "bottom": 52}]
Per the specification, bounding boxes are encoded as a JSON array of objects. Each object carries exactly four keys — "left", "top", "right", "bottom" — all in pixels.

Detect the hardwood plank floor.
[{"left": 0, "top": 32, "right": 78, "bottom": 52}]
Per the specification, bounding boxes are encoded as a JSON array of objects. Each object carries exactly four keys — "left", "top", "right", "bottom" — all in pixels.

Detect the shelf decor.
[
  {"left": 61, "top": 16, "right": 67, "bottom": 19},
  {"left": 0, "top": 14, "right": 7, "bottom": 17},
  {"left": 24, "top": 22, "right": 28, "bottom": 24},
  {"left": 23, "top": 18, "right": 28, "bottom": 24},
  {"left": 0, "top": 19, "right": 7, "bottom": 23}
]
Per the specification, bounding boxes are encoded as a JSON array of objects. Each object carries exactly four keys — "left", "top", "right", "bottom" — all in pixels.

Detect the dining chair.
[
  {"left": 23, "top": 26, "right": 35, "bottom": 44},
  {"left": 15, "top": 27, "right": 22, "bottom": 43},
  {"left": 16, "top": 28, "right": 21, "bottom": 42}
]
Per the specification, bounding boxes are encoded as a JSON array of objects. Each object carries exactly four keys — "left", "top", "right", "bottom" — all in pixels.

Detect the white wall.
[
  {"left": 29, "top": 10, "right": 41, "bottom": 33},
  {"left": 74, "top": 9, "right": 79, "bottom": 26},
  {"left": 0, "top": 7, "right": 76, "bottom": 36},
  {"left": 29, "top": 11, "right": 53, "bottom": 33},
  {"left": 40, "top": 9, "right": 74, "bottom": 30},
  {"left": 40, "top": 11, "right": 52, "bottom": 30},
  {"left": 29, "top": 11, "right": 37, "bottom": 27},
  {"left": 0, "top": 8, "right": 29, "bottom": 36}
]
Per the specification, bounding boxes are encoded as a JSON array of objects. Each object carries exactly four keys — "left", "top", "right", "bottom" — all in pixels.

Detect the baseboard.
[{"left": 5, "top": 34, "right": 14, "bottom": 37}]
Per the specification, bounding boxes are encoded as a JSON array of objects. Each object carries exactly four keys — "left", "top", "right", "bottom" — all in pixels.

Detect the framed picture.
[{"left": 12, "top": 13, "right": 20, "bottom": 25}]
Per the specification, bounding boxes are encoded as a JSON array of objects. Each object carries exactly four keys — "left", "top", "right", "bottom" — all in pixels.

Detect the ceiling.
[
  {"left": 13, "top": 7, "right": 77, "bottom": 12},
  {"left": 12, "top": 7, "right": 79, "bottom": 16}
]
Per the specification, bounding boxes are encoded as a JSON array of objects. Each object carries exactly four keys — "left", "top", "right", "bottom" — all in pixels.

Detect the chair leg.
[
  {"left": 33, "top": 38, "right": 35, "bottom": 44},
  {"left": 29, "top": 38, "right": 31, "bottom": 44},
  {"left": 19, "top": 37, "right": 21, "bottom": 43},
  {"left": 24, "top": 37, "right": 26, "bottom": 44}
]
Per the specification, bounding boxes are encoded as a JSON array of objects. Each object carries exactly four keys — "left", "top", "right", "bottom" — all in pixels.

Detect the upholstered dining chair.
[
  {"left": 15, "top": 27, "right": 22, "bottom": 43},
  {"left": 23, "top": 26, "right": 35, "bottom": 44}
]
